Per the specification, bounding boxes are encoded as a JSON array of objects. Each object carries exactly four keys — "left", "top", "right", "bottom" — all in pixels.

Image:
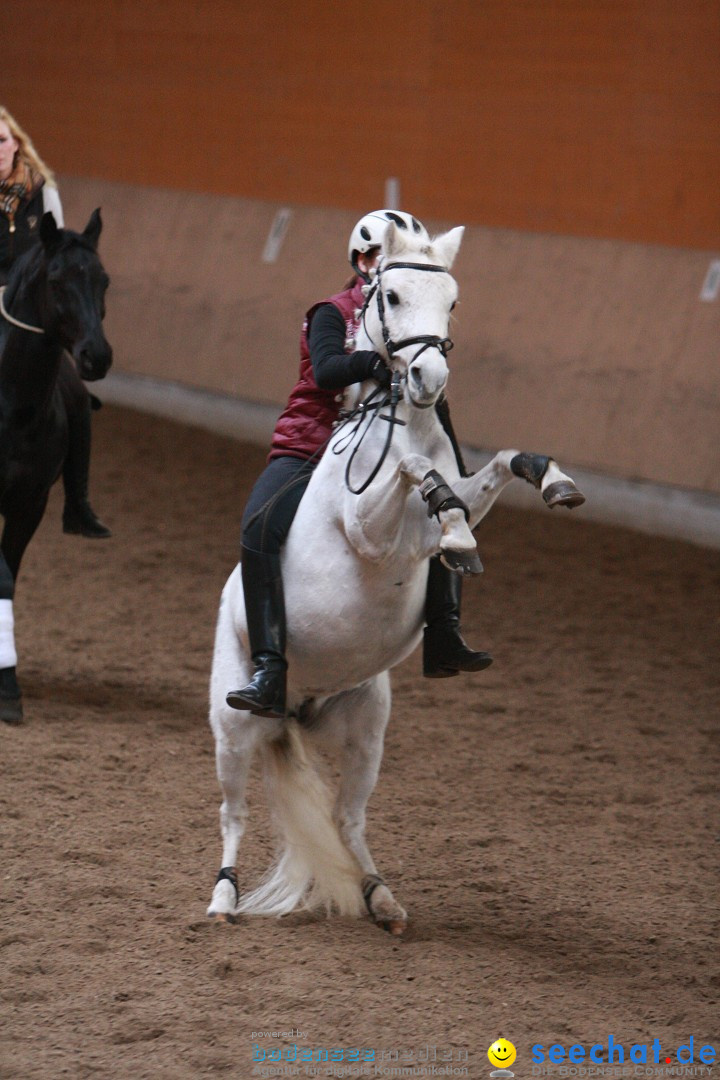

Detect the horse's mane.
[{"left": 4, "top": 227, "right": 97, "bottom": 301}]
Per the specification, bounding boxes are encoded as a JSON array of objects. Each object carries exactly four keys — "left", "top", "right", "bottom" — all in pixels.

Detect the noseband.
[{"left": 365, "top": 261, "right": 455, "bottom": 366}]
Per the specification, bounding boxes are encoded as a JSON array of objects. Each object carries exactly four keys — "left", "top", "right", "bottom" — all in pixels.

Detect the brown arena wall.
[
  {"left": 4, "top": 2, "right": 720, "bottom": 495},
  {"left": 5, "top": 0, "right": 720, "bottom": 250},
  {"left": 60, "top": 177, "right": 720, "bottom": 495}
]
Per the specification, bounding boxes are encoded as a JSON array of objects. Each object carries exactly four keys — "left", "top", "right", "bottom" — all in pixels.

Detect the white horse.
[{"left": 207, "top": 221, "right": 584, "bottom": 934}]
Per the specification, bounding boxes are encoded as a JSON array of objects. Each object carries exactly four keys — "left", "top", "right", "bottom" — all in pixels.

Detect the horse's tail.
[{"left": 236, "top": 721, "right": 365, "bottom": 918}]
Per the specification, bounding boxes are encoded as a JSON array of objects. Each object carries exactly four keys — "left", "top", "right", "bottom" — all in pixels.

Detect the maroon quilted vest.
[{"left": 269, "top": 277, "right": 366, "bottom": 461}]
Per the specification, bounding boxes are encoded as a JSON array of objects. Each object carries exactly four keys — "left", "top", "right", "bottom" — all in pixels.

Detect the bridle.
[
  {"left": 336, "top": 259, "right": 455, "bottom": 495},
  {"left": 363, "top": 259, "right": 455, "bottom": 367}
]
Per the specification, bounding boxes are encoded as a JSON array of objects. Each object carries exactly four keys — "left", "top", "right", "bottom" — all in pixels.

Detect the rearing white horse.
[{"left": 207, "top": 221, "right": 584, "bottom": 934}]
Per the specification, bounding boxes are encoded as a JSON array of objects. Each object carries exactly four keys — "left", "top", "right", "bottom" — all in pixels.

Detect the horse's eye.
[{"left": 386, "top": 290, "right": 400, "bottom": 306}]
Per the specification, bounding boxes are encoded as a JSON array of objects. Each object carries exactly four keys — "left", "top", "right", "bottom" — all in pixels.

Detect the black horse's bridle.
[{"left": 336, "top": 259, "right": 455, "bottom": 494}]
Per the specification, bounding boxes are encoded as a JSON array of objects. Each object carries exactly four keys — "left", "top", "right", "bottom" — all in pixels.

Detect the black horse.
[{"left": 0, "top": 209, "right": 112, "bottom": 723}]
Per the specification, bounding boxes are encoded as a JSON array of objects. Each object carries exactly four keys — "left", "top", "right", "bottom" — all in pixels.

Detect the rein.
[
  {"left": 333, "top": 372, "right": 405, "bottom": 495},
  {"left": 0, "top": 286, "right": 44, "bottom": 335}
]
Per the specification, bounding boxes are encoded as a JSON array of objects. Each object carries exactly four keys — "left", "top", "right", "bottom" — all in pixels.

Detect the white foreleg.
[
  {"left": 344, "top": 455, "right": 426, "bottom": 561},
  {"left": 454, "top": 450, "right": 520, "bottom": 529},
  {"left": 345, "top": 452, "right": 478, "bottom": 568},
  {"left": 455, "top": 449, "right": 585, "bottom": 529}
]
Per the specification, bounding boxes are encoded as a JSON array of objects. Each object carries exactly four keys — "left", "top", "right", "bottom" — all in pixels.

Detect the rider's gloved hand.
[{"left": 369, "top": 355, "right": 393, "bottom": 389}]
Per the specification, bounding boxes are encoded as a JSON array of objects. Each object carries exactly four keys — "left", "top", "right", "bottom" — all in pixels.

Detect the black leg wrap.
[
  {"left": 419, "top": 469, "right": 470, "bottom": 522},
  {"left": 362, "top": 873, "right": 386, "bottom": 915},
  {"left": 215, "top": 866, "right": 239, "bottom": 906},
  {"left": 510, "top": 452, "right": 551, "bottom": 489}
]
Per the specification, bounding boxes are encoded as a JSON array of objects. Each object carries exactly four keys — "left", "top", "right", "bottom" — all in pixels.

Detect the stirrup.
[{"left": 226, "top": 657, "right": 286, "bottom": 717}]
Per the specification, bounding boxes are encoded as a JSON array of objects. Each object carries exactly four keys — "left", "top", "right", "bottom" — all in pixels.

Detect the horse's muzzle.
[
  {"left": 407, "top": 357, "right": 448, "bottom": 409},
  {"left": 74, "top": 339, "right": 113, "bottom": 381}
]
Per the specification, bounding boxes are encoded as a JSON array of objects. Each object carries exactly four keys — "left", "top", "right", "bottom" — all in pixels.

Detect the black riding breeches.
[{"left": 241, "top": 455, "right": 316, "bottom": 556}]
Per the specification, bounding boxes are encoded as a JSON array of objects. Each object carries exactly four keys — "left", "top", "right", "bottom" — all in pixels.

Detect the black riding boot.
[
  {"left": 423, "top": 555, "right": 493, "bottom": 678},
  {"left": 226, "top": 549, "right": 287, "bottom": 718},
  {"left": 62, "top": 396, "right": 111, "bottom": 538}
]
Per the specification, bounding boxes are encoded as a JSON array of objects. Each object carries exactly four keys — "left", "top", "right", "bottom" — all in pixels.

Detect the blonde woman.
[{"left": 0, "top": 106, "right": 110, "bottom": 538}]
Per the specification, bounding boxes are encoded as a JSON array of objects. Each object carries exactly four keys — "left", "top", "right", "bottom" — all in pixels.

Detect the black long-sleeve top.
[{"left": 308, "top": 303, "right": 385, "bottom": 390}]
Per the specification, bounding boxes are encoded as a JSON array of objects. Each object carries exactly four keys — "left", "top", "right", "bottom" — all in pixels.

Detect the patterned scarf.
[{"left": 0, "top": 161, "right": 42, "bottom": 225}]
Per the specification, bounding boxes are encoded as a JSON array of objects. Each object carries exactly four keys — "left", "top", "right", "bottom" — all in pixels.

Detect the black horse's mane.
[{"left": 5, "top": 227, "right": 97, "bottom": 300}]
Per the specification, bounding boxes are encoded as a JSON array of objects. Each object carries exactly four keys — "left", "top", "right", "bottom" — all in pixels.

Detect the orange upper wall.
[{"left": 4, "top": 0, "right": 720, "bottom": 249}]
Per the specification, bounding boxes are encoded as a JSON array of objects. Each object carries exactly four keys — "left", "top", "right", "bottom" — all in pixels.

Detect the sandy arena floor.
[{"left": 1, "top": 405, "right": 718, "bottom": 1079}]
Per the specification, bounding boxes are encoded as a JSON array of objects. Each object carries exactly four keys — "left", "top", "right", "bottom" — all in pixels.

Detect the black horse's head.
[{"left": 39, "top": 209, "right": 113, "bottom": 381}]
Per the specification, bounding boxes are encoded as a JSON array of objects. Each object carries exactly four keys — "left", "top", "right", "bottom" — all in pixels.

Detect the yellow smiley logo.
[{"left": 488, "top": 1039, "right": 517, "bottom": 1069}]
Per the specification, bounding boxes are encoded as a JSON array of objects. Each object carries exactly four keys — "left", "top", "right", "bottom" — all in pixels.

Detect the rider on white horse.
[{"left": 227, "top": 209, "right": 492, "bottom": 720}]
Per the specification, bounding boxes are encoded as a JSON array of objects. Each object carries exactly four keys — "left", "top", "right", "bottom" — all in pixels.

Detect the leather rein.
[{"left": 0, "top": 286, "right": 44, "bottom": 335}]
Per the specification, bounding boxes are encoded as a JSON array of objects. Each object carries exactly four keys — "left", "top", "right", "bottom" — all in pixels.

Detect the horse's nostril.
[{"left": 410, "top": 367, "right": 422, "bottom": 385}]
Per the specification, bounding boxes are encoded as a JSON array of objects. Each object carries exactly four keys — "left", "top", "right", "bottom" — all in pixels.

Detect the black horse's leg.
[
  {"left": 58, "top": 356, "right": 111, "bottom": 539},
  {"left": 0, "top": 499, "right": 50, "bottom": 724},
  {"left": 1, "top": 496, "right": 49, "bottom": 583},
  {"left": 0, "top": 547, "right": 21, "bottom": 725}
]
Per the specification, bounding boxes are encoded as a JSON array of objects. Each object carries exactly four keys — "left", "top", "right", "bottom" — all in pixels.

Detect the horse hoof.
[
  {"left": 440, "top": 550, "right": 483, "bottom": 575},
  {"left": 207, "top": 911, "right": 237, "bottom": 925},
  {"left": 543, "top": 481, "right": 586, "bottom": 509},
  {"left": 377, "top": 918, "right": 407, "bottom": 936},
  {"left": 0, "top": 697, "right": 24, "bottom": 725}
]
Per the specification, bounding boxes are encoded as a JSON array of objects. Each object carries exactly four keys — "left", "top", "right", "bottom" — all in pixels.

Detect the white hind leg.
[
  {"left": 206, "top": 723, "right": 256, "bottom": 921},
  {"left": 206, "top": 568, "right": 273, "bottom": 921},
  {"left": 317, "top": 674, "right": 408, "bottom": 935},
  {"left": 237, "top": 722, "right": 365, "bottom": 918}
]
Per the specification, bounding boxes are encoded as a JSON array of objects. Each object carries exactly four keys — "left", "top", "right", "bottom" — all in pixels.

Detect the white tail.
[{"left": 237, "top": 722, "right": 365, "bottom": 918}]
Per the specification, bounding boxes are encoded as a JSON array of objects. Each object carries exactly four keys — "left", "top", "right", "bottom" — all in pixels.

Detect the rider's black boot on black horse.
[
  {"left": 423, "top": 557, "right": 493, "bottom": 679},
  {"left": 226, "top": 549, "right": 287, "bottom": 718},
  {"left": 62, "top": 392, "right": 111, "bottom": 539}
]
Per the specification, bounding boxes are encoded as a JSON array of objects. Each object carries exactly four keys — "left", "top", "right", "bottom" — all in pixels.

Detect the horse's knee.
[{"left": 398, "top": 454, "right": 434, "bottom": 487}]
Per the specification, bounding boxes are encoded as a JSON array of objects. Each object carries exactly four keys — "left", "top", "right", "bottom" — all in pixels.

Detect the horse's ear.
[
  {"left": 433, "top": 226, "right": 465, "bottom": 269},
  {"left": 39, "top": 211, "right": 62, "bottom": 251},
  {"left": 383, "top": 220, "right": 410, "bottom": 258},
  {"left": 83, "top": 208, "right": 103, "bottom": 249}
]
